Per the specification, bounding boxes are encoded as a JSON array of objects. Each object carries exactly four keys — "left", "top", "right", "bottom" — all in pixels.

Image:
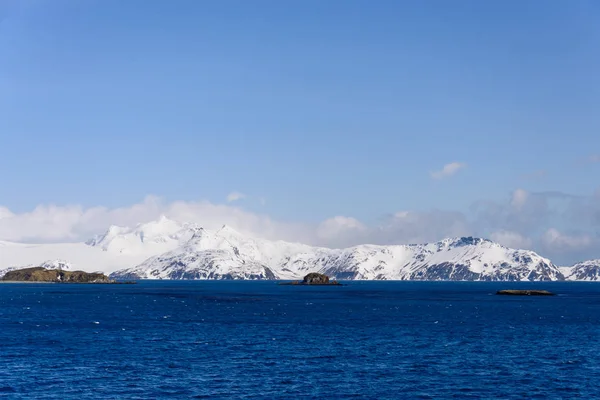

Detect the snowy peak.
[
  {"left": 87, "top": 215, "right": 181, "bottom": 244},
  {"left": 37, "top": 260, "right": 73, "bottom": 271},
  {"left": 443, "top": 236, "right": 495, "bottom": 248},
  {"left": 218, "top": 224, "right": 233, "bottom": 232},
  {"left": 187, "top": 227, "right": 207, "bottom": 240},
  {"left": 4, "top": 215, "right": 595, "bottom": 281},
  {"left": 183, "top": 227, "right": 236, "bottom": 251},
  {"left": 82, "top": 216, "right": 251, "bottom": 264},
  {"left": 313, "top": 235, "right": 560, "bottom": 281},
  {"left": 85, "top": 225, "right": 129, "bottom": 247},
  {"left": 110, "top": 231, "right": 565, "bottom": 282},
  {"left": 424, "top": 237, "right": 503, "bottom": 254},
  {"left": 133, "top": 215, "right": 182, "bottom": 241},
  {"left": 214, "top": 224, "right": 246, "bottom": 241},
  {"left": 85, "top": 216, "right": 193, "bottom": 255},
  {"left": 564, "top": 259, "right": 600, "bottom": 281}
]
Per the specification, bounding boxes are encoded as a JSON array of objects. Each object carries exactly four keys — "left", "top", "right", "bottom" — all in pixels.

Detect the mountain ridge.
[
  {"left": 0, "top": 216, "right": 596, "bottom": 281},
  {"left": 563, "top": 259, "right": 600, "bottom": 281}
]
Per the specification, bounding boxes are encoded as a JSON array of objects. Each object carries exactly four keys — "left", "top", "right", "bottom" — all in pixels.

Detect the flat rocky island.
[
  {"left": 1, "top": 267, "right": 133, "bottom": 284},
  {"left": 496, "top": 289, "right": 555, "bottom": 296},
  {"left": 279, "top": 272, "right": 343, "bottom": 286}
]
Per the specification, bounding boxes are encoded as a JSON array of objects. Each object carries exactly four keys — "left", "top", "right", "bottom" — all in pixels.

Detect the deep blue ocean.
[{"left": 1, "top": 281, "right": 600, "bottom": 399}]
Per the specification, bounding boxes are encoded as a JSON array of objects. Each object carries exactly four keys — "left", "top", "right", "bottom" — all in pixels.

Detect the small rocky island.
[
  {"left": 1, "top": 267, "right": 133, "bottom": 284},
  {"left": 496, "top": 289, "right": 555, "bottom": 296},
  {"left": 279, "top": 272, "right": 343, "bottom": 286}
]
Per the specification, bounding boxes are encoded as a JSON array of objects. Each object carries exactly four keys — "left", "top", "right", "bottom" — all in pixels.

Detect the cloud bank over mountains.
[{"left": 0, "top": 188, "right": 598, "bottom": 265}]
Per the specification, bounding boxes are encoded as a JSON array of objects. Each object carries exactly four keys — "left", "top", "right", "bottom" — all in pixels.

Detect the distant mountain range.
[{"left": 0, "top": 216, "right": 598, "bottom": 281}]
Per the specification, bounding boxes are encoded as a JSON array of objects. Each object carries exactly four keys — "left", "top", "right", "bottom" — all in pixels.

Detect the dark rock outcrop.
[
  {"left": 2, "top": 267, "right": 115, "bottom": 283},
  {"left": 496, "top": 289, "right": 555, "bottom": 296},
  {"left": 280, "top": 272, "right": 342, "bottom": 286},
  {"left": 303, "top": 272, "right": 330, "bottom": 284}
]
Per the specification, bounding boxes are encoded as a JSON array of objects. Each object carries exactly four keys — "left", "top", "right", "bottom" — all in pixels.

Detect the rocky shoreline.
[{"left": 0, "top": 267, "right": 136, "bottom": 284}]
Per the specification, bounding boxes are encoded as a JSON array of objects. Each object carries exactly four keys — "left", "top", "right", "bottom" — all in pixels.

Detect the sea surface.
[{"left": 1, "top": 281, "right": 600, "bottom": 399}]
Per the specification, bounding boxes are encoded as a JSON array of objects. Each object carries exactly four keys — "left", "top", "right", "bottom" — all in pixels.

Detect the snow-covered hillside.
[
  {"left": 108, "top": 221, "right": 565, "bottom": 281},
  {"left": 0, "top": 216, "right": 197, "bottom": 277},
  {"left": 110, "top": 224, "right": 327, "bottom": 280},
  {"left": 563, "top": 260, "right": 600, "bottom": 281},
  {"left": 86, "top": 215, "right": 196, "bottom": 255},
  {"left": 305, "top": 237, "right": 563, "bottom": 281},
  {"left": 0, "top": 215, "right": 597, "bottom": 281}
]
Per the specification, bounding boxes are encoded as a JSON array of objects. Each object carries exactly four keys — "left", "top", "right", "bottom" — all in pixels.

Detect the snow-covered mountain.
[
  {"left": 0, "top": 215, "right": 597, "bottom": 281},
  {"left": 111, "top": 224, "right": 325, "bottom": 280},
  {"left": 0, "top": 216, "right": 196, "bottom": 277},
  {"left": 304, "top": 237, "right": 563, "bottom": 281},
  {"left": 563, "top": 260, "right": 600, "bottom": 281},
  {"left": 86, "top": 215, "right": 197, "bottom": 255},
  {"left": 109, "top": 221, "right": 565, "bottom": 281}
]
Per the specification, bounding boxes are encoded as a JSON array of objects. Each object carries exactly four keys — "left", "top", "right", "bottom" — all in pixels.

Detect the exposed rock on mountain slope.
[
  {"left": 296, "top": 237, "right": 563, "bottom": 281},
  {"left": 109, "top": 226, "right": 285, "bottom": 280},
  {"left": 109, "top": 223, "right": 565, "bottom": 281},
  {"left": 563, "top": 260, "right": 600, "bottom": 281},
  {"left": 0, "top": 216, "right": 595, "bottom": 281}
]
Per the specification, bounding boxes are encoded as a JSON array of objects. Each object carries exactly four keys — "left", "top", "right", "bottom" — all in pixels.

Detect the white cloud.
[
  {"left": 0, "top": 196, "right": 318, "bottom": 246},
  {"left": 431, "top": 162, "right": 467, "bottom": 179},
  {"left": 489, "top": 230, "right": 532, "bottom": 250},
  {"left": 541, "top": 228, "right": 595, "bottom": 252},
  {"left": 0, "top": 196, "right": 164, "bottom": 243},
  {"left": 588, "top": 155, "right": 600, "bottom": 164},
  {"left": 226, "top": 191, "right": 246, "bottom": 202},
  {"left": 0, "top": 188, "right": 599, "bottom": 265},
  {"left": 0, "top": 197, "right": 470, "bottom": 249},
  {"left": 473, "top": 189, "right": 557, "bottom": 235},
  {"left": 0, "top": 206, "right": 13, "bottom": 219},
  {"left": 316, "top": 216, "right": 368, "bottom": 247},
  {"left": 376, "top": 210, "right": 471, "bottom": 245},
  {"left": 510, "top": 189, "right": 529, "bottom": 210}
]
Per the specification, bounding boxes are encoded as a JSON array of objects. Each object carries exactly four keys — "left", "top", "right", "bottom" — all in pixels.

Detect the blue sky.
[{"left": 0, "top": 0, "right": 599, "bottom": 263}]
